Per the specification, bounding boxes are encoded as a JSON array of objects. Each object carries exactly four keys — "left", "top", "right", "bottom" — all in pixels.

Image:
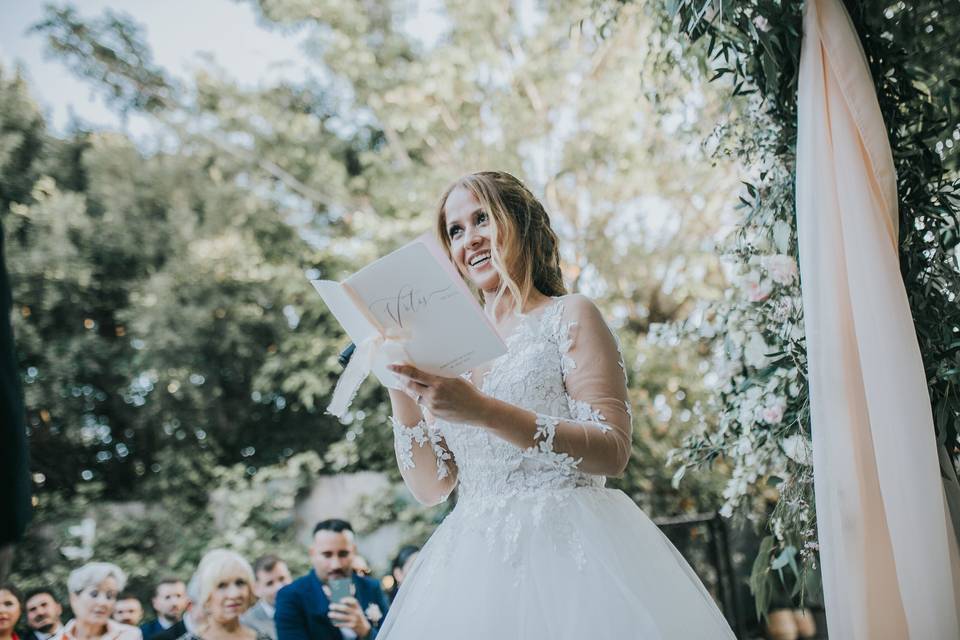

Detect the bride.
[{"left": 376, "top": 171, "right": 736, "bottom": 638}]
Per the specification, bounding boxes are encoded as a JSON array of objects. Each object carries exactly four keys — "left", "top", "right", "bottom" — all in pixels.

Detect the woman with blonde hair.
[
  {"left": 377, "top": 171, "right": 736, "bottom": 638},
  {"left": 175, "top": 550, "right": 265, "bottom": 640},
  {"left": 55, "top": 563, "right": 140, "bottom": 640}
]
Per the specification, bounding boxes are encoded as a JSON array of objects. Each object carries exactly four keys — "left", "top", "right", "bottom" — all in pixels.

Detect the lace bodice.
[
  {"left": 439, "top": 298, "right": 610, "bottom": 502},
  {"left": 390, "top": 294, "right": 633, "bottom": 505},
  {"left": 388, "top": 294, "right": 632, "bottom": 577}
]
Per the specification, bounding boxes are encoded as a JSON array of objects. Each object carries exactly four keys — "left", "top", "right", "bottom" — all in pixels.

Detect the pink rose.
[
  {"left": 764, "top": 255, "right": 798, "bottom": 285},
  {"left": 745, "top": 277, "right": 773, "bottom": 302},
  {"left": 761, "top": 404, "right": 784, "bottom": 425}
]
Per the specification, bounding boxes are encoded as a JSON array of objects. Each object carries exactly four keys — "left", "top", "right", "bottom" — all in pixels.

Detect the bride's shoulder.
[{"left": 555, "top": 293, "right": 604, "bottom": 321}]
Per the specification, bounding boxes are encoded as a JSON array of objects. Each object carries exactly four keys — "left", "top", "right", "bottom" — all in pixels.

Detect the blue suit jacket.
[
  {"left": 139, "top": 620, "right": 168, "bottom": 640},
  {"left": 275, "top": 571, "right": 389, "bottom": 640}
]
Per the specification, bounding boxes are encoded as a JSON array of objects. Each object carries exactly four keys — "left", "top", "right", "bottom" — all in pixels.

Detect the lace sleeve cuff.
[{"left": 390, "top": 416, "right": 452, "bottom": 480}]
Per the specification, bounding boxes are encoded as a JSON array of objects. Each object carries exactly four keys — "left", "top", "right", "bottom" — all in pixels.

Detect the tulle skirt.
[{"left": 378, "top": 486, "right": 736, "bottom": 639}]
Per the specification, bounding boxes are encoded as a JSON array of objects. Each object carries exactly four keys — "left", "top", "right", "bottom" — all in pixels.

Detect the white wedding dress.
[{"left": 378, "top": 294, "right": 736, "bottom": 639}]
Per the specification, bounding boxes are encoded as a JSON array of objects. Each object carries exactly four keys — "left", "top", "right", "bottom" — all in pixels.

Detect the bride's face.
[{"left": 444, "top": 186, "right": 500, "bottom": 293}]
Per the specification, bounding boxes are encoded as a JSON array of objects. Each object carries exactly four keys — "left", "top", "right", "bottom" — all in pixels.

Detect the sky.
[{"left": 0, "top": 0, "right": 313, "bottom": 138}]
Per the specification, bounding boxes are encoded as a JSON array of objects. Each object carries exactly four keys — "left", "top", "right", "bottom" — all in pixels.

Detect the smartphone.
[{"left": 328, "top": 577, "right": 354, "bottom": 603}]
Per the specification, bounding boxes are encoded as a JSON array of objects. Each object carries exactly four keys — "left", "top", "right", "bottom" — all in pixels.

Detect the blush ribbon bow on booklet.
[{"left": 309, "top": 233, "right": 507, "bottom": 418}]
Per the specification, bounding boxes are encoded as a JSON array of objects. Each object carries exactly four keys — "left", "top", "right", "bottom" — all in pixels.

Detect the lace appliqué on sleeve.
[
  {"left": 567, "top": 397, "right": 613, "bottom": 432},
  {"left": 557, "top": 320, "right": 578, "bottom": 377},
  {"left": 390, "top": 416, "right": 452, "bottom": 480},
  {"left": 525, "top": 414, "right": 582, "bottom": 470}
]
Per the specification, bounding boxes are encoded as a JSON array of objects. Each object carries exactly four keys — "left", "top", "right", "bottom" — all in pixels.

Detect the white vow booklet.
[{"left": 310, "top": 233, "right": 507, "bottom": 416}]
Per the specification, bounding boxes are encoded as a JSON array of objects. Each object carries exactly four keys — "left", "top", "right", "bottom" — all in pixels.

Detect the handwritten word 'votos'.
[{"left": 369, "top": 284, "right": 454, "bottom": 328}]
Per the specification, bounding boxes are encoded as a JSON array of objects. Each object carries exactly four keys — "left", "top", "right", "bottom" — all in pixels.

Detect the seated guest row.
[{"left": 3, "top": 520, "right": 419, "bottom": 640}]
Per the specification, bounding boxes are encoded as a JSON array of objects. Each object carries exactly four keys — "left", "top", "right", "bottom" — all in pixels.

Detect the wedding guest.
[
  {"left": 0, "top": 584, "right": 22, "bottom": 640},
  {"left": 176, "top": 549, "right": 263, "bottom": 640},
  {"left": 140, "top": 580, "right": 186, "bottom": 640},
  {"left": 55, "top": 563, "right": 140, "bottom": 640},
  {"left": 275, "top": 519, "right": 388, "bottom": 640},
  {"left": 386, "top": 546, "right": 419, "bottom": 603},
  {"left": 112, "top": 595, "right": 143, "bottom": 627},
  {"left": 23, "top": 589, "right": 62, "bottom": 640},
  {"left": 150, "top": 578, "right": 200, "bottom": 640},
  {"left": 239, "top": 555, "right": 290, "bottom": 640}
]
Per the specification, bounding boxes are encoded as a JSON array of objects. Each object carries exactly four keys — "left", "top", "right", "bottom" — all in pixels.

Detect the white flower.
[
  {"left": 773, "top": 219, "right": 792, "bottom": 252},
  {"left": 753, "top": 15, "right": 772, "bottom": 32},
  {"left": 737, "top": 405, "right": 754, "bottom": 429},
  {"left": 729, "top": 329, "right": 746, "bottom": 347},
  {"left": 744, "top": 333, "right": 771, "bottom": 369},
  {"left": 772, "top": 517, "right": 785, "bottom": 541},
  {"left": 782, "top": 434, "right": 813, "bottom": 465},
  {"left": 365, "top": 603, "right": 383, "bottom": 624},
  {"left": 764, "top": 254, "right": 798, "bottom": 285}
]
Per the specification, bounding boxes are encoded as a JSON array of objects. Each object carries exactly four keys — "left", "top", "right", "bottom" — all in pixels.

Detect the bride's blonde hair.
[{"left": 435, "top": 171, "right": 566, "bottom": 315}]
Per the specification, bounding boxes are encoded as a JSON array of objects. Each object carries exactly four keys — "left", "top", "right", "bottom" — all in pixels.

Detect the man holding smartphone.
[{"left": 276, "top": 519, "right": 389, "bottom": 640}]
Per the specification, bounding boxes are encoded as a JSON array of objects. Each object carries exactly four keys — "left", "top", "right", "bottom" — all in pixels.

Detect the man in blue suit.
[
  {"left": 140, "top": 578, "right": 187, "bottom": 640},
  {"left": 276, "top": 519, "right": 389, "bottom": 640}
]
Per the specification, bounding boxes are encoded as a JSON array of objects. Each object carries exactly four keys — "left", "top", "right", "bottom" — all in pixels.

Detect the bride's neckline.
[
  {"left": 465, "top": 296, "right": 562, "bottom": 386},
  {"left": 489, "top": 295, "right": 560, "bottom": 339}
]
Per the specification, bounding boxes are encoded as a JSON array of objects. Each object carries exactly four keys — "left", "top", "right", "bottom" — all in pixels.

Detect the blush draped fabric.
[{"left": 796, "top": 0, "right": 960, "bottom": 637}]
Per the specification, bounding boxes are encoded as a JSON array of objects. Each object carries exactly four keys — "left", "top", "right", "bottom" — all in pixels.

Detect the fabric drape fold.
[{"left": 796, "top": 0, "right": 960, "bottom": 637}]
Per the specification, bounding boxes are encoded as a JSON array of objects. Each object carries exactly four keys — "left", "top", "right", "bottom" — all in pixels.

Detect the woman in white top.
[
  {"left": 376, "top": 171, "right": 736, "bottom": 639},
  {"left": 56, "top": 563, "right": 140, "bottom": 640}
]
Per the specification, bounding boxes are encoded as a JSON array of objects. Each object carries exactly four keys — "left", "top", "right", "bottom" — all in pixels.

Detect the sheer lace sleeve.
[
  {"left": 525, "top": 294, "right": 633, "bottom": 476},
  {"left": 390, "top": 416, "right": 454, "bottom": 481},
  {"left": 387, "top": 394, "right": 458, "bottom": 505}
]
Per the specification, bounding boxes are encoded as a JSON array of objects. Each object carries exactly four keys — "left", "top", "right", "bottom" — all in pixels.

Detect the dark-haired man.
[
  {"left": 276, "top": 519, "right": 389, "bottom": 640},
  {"left": 23, "top": 589, "right": 62, "bottom": 640},
  {"left": 140, "top": 579, "right": 186, "bottom": 640},
  {"left": 240, "top": 554, "right": 292, "bottom": 640}
]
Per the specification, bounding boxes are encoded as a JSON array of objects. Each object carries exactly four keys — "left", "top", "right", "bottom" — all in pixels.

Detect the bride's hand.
[{"left": 388, "top": 363, "right": 489, "bottom": 425}]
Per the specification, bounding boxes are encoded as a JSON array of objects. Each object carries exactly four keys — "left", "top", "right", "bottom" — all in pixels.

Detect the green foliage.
[
  {"left": 748, "top": 534, "right": 822, "bottom": 620},
  {"left": 0, "top": 68, "right": 46, "bottom": 211},
  {"left": 29, "top": 6, "right": 175, "bottom": 114},
  {"left": 5, "top": 125, "right": 350, "bottom": 499},
  {"left": 664, "top": 0, "right": 960, "bottom": 482}
]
